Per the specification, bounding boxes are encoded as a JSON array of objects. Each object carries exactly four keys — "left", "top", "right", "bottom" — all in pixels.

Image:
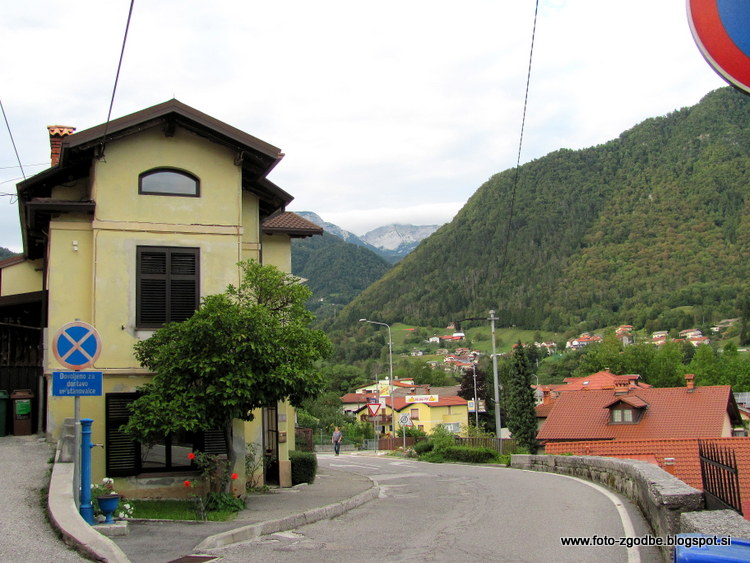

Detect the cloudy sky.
[{"left": 0, "top": 1, "right": 727, "bottom": 252}]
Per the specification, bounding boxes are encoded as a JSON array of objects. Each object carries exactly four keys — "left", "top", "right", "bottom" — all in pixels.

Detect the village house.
[
  {"left": 340, "top": 383, "right": 468, "bottom": 435},
  {"left": 565, "top": 333, "right": 603, "bottom": 350},
  {"left": 0, "top": 100, "right": 322, "bottom": 495},
  {"left": 536, "top": 374, "right": 744, "bottom": 453}
]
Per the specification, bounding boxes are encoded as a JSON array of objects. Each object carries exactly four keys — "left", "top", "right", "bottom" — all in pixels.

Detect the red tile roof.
[
  {"left": 560, "top": 370, "right": 651, "bottom": 391},
  {"left": 537, "top": 385, "right": 739, "bottom": 442},
  {"left": 261, "top": 212, "right": 323, "bottom": 237},
  {"left": 545, "top": 437, "right": 750, "bottom": 520}
]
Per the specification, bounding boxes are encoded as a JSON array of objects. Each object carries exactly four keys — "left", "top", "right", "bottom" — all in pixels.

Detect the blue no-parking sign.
[{"left": 52, "top": 321, "right": 102, "bottom": 371}]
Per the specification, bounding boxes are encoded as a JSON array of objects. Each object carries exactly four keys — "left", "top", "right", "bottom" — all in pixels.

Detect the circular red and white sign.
[{"left": 688, "top": 0, "right": 750, "bottom": 94}]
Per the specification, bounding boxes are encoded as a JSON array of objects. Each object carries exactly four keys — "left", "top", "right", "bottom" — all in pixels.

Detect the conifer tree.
[{"left": 505, "top": 342, "right": 537, "bottom": 452}]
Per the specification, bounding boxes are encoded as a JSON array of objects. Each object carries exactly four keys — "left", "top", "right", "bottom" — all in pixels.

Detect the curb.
[
  {"left": 48, "top": 455, "right": 131, "bottom": 563},
  {"left": 194, "top": 482, "right": 381, "bottom": 551}
]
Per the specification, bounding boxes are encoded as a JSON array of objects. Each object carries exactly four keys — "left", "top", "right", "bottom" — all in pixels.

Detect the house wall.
[
  {"left": 0, "top": 259, "right": 43, "bottom": 296},
  {"left": 262, "top": 233, "right": 292, "bottom": 272},
  {"left": 42, "top": 123, "right": 294, "bottom": 490}
]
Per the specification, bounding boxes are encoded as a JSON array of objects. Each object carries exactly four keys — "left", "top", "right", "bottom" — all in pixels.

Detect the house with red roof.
[
  {"left": 537, "top": 375, "right": 744, "bottom": 452},
  {"left": 340, "top": 385, "right": 469, "bottom": 435}
]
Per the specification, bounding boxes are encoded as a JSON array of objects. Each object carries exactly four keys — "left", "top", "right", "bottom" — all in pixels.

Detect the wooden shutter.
[
  {"left": 137, "top": 247, "right": 199, "bottom": 328},
  {"left": 105, "top": 393, "right": 140, "bottom": 477}
]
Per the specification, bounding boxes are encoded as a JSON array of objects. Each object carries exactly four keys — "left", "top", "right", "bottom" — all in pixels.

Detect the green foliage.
[
  {"left": 0, "top": 247, "right": 17, "bottom": 260},
  {"left": 204, "top": 491, "right": 245, "bottom": 512},
  {"left": 413, "top": 440, "right": 434, "bottom": 455},
  {"left": 330, "top": 87, "right": 750, "bottom": 334},
  {"left": 290, "top": 450, "right": 318, "bottom": 485},
  {"left": 396, "top": 426, "right": 427, "bottom": 438},
  {"left": 441, "top": 446, "right": 500, "bottom": 464},
  {"left": 124, "top": 261, "right": 332, "bottom": 463},
  {"left": 428, "top": 424, "right": 456, "bottom": 452},
  {"left": 292, "top": 232, "right": 391, "bottom": 321},
  {"left": 505, "top": 344, "right": 538, "bottom": 453}
]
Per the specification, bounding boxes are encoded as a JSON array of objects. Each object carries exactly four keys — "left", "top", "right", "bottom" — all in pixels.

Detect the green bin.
[{"left": 0, "top": 390, "right": 7, "bottom": 436}]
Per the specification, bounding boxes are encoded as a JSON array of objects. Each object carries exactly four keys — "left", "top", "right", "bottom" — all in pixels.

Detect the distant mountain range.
[{"left": 295, "top": 212, "right": 439, "bottom": 263}]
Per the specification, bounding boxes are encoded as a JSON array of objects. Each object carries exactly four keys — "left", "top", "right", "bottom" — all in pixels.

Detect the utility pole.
[{"left": 489, "top": 310, "right": 502, "bottom": 453}]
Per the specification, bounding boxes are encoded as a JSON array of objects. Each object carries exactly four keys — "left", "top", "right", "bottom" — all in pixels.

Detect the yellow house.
[
  {"left": 0, "top": 100, "right": 321, "bottom": 495},
  {"left": 346, "top": 392, "right": 469, "bottom": 436}
]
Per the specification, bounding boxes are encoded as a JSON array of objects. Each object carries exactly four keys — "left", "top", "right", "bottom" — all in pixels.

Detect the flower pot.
[{"left": 97, "top": 494, "right": 120, "bottom": 524}]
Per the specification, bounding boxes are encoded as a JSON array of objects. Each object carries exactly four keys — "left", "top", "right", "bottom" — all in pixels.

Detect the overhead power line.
[
  {"left": 0, "top": 98, "right": 26, "bottom": 181},
  {"left": 99, "top": 0, "right": 136, "bottom": 159}
]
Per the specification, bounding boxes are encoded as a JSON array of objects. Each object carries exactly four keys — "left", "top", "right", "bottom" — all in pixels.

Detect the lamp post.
[
  {"left": 489, "top": 310, "right": 502, "bottom": 454},
  {"left": 472, "top": 363, "right": 479, "bottom": 428},
  {"left": 359, "top": 319, "right": 396, "bottom": 442}
]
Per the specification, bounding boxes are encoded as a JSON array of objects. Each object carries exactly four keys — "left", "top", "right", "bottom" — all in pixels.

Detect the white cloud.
[{"left": 0, "top": 0, "right": 727, "bottom": 252}]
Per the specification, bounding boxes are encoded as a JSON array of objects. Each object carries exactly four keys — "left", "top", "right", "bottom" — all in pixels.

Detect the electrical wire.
[
  {"left": 0, "top": 98, "right": 26, "bottom": 180},
  {"left": 497, "top": 0, "right": 540, "bottom": 295},
  {"left": 98, "top": 0, "right": 136, "bottom": 159}
]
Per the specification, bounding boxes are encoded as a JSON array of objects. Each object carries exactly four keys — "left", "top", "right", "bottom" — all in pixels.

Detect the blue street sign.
[
  {"left": 53, "top": 321, "right": 102, "bottom": 370},
  {"left": 52, "top": 371, "right": 103, "bottom": 397}
]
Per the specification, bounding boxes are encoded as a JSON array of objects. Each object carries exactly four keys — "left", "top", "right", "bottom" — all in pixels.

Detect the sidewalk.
[{"left": 49, "top": 452, "right": 378, "bottom": 563}]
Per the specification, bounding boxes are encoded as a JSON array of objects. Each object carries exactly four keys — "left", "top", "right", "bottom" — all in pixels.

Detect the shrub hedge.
[
  {"left": 290, "top": 450, "right": 318, "bottom": 485},
  {"left": 413, "top": 440, "right": 434, "bottom": 455},
  {"left": 441, "top": 446, "right": 500, "bottom": 464}
]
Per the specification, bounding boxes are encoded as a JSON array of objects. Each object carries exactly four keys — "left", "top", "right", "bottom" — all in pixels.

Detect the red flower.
[
  {"left": 188, "top": 452, "right": 196, "bottom": 460},
  {"left": 183, "top": 480, "right": 192, "bottom": 487},
  {"left": 231, "top": 473, "right": 238, "bottom": 480}
]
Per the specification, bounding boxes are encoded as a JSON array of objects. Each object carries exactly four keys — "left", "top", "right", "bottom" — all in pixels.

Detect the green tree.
[
  {"left": 124, "top": 260, "right": 332, "bottom": 484},
  {"left": 505, "top": 343, "right": 537, "bottom": 452}
]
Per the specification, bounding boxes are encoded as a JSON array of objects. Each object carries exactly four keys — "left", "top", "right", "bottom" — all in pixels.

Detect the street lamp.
[{"left": 359, "top": 319, "right": 396, "bottom": 441}]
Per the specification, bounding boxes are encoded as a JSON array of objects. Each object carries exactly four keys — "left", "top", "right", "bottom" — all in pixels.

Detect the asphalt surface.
[{"left": 0, "top": 435, "right": 87, "bottom": 562}]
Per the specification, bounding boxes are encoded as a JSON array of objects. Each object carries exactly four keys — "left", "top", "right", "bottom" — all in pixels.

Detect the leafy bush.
[
  {"left": 290, "top": 450, "right": 318, "bottom": 485},
  {"left": 441, "top": 446, "right": 500, "bottom": 464},
  {"left": 413, "top": 440, "right": 434, "bottom": 455},
  {"left": 429, "top": 425, "right": 455, "bottom": 452},
  {"left": 204, "top": 491, "right": 245, "bottom": 512},
  {"left": 418, "top": 450, "right": 446, "bottom": 463}
]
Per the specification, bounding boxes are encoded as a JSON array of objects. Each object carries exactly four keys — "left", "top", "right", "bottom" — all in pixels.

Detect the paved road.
[
  {"left": 205, "top": 454, "right": 661, "bottom": 562},
  {"left": 0, "top": 435, "right": 87, "bottom": 563}
]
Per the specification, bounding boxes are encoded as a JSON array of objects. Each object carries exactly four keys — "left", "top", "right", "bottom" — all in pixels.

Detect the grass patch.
[{"left": 130, "top": 499, "right": 238, "bottom": 521}]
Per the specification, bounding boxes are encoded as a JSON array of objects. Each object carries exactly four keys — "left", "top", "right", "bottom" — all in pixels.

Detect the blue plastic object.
[
  {"left": 674, "top": 534, "right": 750, "bottom": 562},
  {"left": 79, "top": 418, "right": 94, "bottom": 525}
]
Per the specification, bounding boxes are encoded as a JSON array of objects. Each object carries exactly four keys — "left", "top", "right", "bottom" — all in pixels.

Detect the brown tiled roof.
[
  {"left": 545, "top": 437, "right": 750, "bottom": 521},
  {"left": 262, "top": 212, "right": 323, "bottom": 238},
  {"left": 535, "top": 399, "right": 557, "bottom": 418},
  {"left": 537, "top": 385, "right": 739, "bottom": 442}
]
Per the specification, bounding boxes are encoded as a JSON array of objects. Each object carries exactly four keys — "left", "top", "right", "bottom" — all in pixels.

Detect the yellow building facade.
[{"left": 0, "top": 100, "right": 321, "bottom": 496}]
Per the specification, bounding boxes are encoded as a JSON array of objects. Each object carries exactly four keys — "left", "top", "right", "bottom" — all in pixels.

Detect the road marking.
[
  {"left": 522, "top": 470, "right": 641, "bottom": 563},
  {"left": 329, "top": 462, "right": 381, "bottom": 470}
]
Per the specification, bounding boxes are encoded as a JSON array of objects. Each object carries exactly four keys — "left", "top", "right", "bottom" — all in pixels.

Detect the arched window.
[{"left": 139, "top": 168, "right": 200, "bottom": 197}]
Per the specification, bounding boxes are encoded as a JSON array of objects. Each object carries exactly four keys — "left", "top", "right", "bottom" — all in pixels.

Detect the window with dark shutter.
[
  {"left": 106, "top": 393, "right": 140, "bottom": 477},
  {"left": 137, "top": 246, "right": 199, "bottom": 328},
  {"left": 105, "top": 393, "right": 227, "bottom": 477}
]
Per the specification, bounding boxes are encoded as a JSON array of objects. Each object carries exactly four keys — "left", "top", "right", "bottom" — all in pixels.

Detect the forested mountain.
[
  {"left": 334, "top": 87, "right": 750, "bottom": 333},
  {"left": 292, "top": 232, "right": 391, "bottom": 319},
  {"left": 0, "top": 247, "right": 17, "bottom": 260}
]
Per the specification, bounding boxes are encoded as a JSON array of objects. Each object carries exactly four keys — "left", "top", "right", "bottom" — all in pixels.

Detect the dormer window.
[
  {"left": 611, "top": 408, "right": 634, "bottom": 423},
  {"left": 604, "top": 395, "right": 648, "bottom": 425},
  {"left": 139, "top": 168, "right": 200, "bottom": 197}
]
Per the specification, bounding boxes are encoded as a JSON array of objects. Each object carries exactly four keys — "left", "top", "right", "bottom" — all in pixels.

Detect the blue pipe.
[{"left": 79, "top": 418, "right": 94, "bottom": 525}]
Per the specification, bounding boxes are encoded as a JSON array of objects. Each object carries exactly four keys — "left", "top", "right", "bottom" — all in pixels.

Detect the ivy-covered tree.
[
  {"left": 505, "top": 343, "right": 537, "bottom": 452},
  {"left": 123, "top": 260, "right": 332, "bottom": 482}
]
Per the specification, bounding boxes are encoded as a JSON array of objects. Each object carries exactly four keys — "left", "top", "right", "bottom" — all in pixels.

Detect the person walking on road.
[{"left": 332, "top": 426, "right": 343, "bottom": 456}]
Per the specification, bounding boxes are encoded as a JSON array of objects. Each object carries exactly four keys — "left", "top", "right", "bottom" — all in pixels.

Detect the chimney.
[
  {"left": 685, "top": 373, "right": 695, "bottom": 392},
  {"left": 47, "top": 125, "right": 76, "bottom": 167},
  {"left": 542, "top": 386, "right": 551, "bottom": 406},
  {"left": 614, "top": 379, "right": 629, "bottom": 395}
]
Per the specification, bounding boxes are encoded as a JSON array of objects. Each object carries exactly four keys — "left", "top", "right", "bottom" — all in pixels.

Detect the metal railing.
[{"left": 699, "top": 440, "right": 743, "bottom": 515}]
